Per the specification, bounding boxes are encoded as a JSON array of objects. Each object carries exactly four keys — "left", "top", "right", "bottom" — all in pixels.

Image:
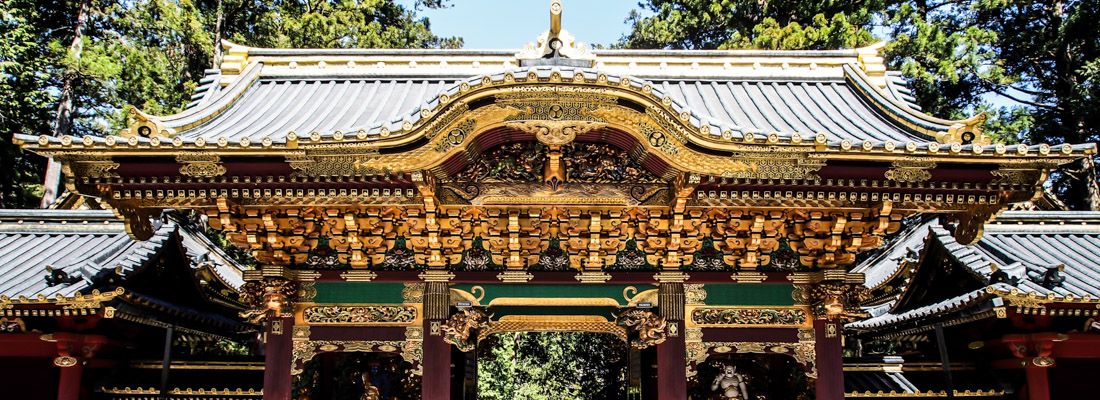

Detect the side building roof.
[
  {"left": 0, "top": 210, "right": 245, "bottom": 301},
  {"left": 848, "top": 211, "right": 1100, "bottom": 333}
]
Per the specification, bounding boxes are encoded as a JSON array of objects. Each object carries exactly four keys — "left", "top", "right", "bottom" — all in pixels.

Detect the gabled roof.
[
  {"left": 24, "top": 35, "right": 1092, "bottom": 160},
  {"left": 848, "top": 211, "right": 1100, "bottom": 332},
  {"left": 0, "top": 210, "right": 173, "bottom": 299},
  {"left": 0, "top": 210, "right": 245, "bottom": 302}
]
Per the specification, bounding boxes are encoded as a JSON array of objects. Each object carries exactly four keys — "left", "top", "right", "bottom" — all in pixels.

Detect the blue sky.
[{"left": 400, "top": 0, "right": 643, "bottom": 49}]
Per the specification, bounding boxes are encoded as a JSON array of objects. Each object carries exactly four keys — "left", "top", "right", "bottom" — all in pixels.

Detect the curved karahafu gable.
[{"left": 13, "top": 4, "right": 1095, "bottom": 273}]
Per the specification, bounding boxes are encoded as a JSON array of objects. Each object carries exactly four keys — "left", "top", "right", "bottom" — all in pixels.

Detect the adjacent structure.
[{"left": 847, "top": 211, "right": 1100, "bottom": 399}]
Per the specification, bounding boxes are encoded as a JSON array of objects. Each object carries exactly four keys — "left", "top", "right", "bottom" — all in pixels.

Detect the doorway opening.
[{"left": 474, "top": 331, "right": 636, "bottom": 400}]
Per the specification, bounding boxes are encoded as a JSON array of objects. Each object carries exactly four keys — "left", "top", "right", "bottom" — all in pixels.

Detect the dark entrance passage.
[
  {"left": 293, "top": 352, "right": 417, "bottom": 400},
  {"left": 474, "top": 332, "right": 632, "bottom": 400}
]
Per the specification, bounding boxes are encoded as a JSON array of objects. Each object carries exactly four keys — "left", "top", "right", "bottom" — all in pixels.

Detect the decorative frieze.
[
  {"left": 689, "top": 307, "right": 811, "bottom": 328},
  {"left": 302, "top": 305, "right": 417, "bottom": 325}
]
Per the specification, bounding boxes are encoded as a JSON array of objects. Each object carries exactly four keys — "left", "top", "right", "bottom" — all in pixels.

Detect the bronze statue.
[{"left": 711, "top": 363, "right": 749, "bottom": 400}]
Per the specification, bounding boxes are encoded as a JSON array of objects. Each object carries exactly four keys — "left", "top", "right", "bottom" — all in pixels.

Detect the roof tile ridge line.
[
  {"left": 172, "top": 215, "right": 247, "bottom": 289},
  {"left": 332, "top": 67, "right": 761, "bottom": 142},
  {"left": 883, "top": 227, "right": 942, "bottom": 315},
  {"left": 109, "top": 220, "right": 177, "bottom": 280},
  {"left": 593, "top": 48, "right": 861, "bottom": 58},
  {"left": 843, "top": 63, "right": 988, "bottom": 143},
  {"left": 855, "top": 222, "right": 934, "bottom": 291},
  {"left": 152, "top": 62, "right": 265, "bottom": 131},
  {"left": 0, "top": 209, "right": 118, "bottom": 219},
  {"left": 846, "top": 285, "right": 998, "bottom": 330},
  {"left": 929, "top": 225, "right": 1000, "bottom": 285}
]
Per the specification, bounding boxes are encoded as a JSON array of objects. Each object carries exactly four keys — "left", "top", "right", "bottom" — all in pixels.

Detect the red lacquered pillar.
[
  {"left": 263, "top": 316, "right": 294, "bottom": 400},
  {"left": 814, "top": 319, "right": 844, "bottom": 400},
  {"left": 55, "top": 356, "right": 83, "bottom": 400}
]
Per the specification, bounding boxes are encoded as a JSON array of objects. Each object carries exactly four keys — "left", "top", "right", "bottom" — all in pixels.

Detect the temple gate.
[{"left": 16, "top": 1, "right": 1093, "bottom": 399}]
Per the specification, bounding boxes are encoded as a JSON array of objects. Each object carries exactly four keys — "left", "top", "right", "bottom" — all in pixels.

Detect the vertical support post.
[
  {"left": 814, "top": 319, "right": 844, "bottom": 400},
  {"left": 423, "top": 281, "right": 451, "bottom": 400},
  {"left": 160, "top": 325, "right": 175, "bottom": 399},
  {"left": 657, "top": 282, "right": 686, "bottom": 400},
  {"left": 1025, "top": 365, "right": 1051, "bottom": 400},
  {"left": 55, "top": 358, "right": 83, "bottom": 400},
  {"left": 263, "top": 316, "right": 294, "bottom": 400},
  {"left": 934, "top": 323, "right": 955, "bottom": 399}
]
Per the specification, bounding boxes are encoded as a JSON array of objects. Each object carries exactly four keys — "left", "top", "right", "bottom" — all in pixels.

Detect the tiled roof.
[
  {"left": 852, "top": 219, "right": 935, "bottom": 290},
  {"left": 846, "top": 285, "right": 1007, "bottom": 330},
  {"left": 941, "top": 211, "right": 1100, "bottom": 299},
  {"left": 0, "top": 210, "right": 245, "bottom": 300},
  {"left": 844, "top": 361, "right": 1008, "bottom": 398},
  {"left": 847, "top": 211, "right": 1100, "bottom": 331},
  {"left": 168, "top": 66, "right": 948, "bottom": 145},
  {"left": 0, "top": 210, "right": 173, "bottom": 299}
]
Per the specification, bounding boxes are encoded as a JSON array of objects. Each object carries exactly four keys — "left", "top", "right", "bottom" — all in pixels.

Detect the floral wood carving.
[
  {"left": 303, "top": 306, "right": 417, "bottom": 325},
  {"left": 690, "top": 307, "right": 809, "bottom": 327}
]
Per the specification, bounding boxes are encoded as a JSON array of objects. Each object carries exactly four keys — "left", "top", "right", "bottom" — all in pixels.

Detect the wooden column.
[
  {"left": 422, "top": 281, "right": 451, "bottom": 400},
  {"left": 814, "top": 319, "right": 844, "bottom": 400},
  {"left": 657, "top": 282, "right": 686, "bottom": 400},
  {"left": 55, "top": 357, "right": 83, "bottom": 400},
  {"left": 263, "top": 316, "right": 294, "bottom": 400},
  {"left": 1025, "top": 365, "right": 1051, "bottom": 400}
]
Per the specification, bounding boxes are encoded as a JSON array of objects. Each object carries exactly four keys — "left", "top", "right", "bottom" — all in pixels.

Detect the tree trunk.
[
  {"left": 41, "top": 0, "right": 90, "bottom": 208},
  {"left": 212, "top": 0, "right": 223, "bottom": 68},
  {"left": 1084, "top": 157, "right": 1100, "bottom": 211}
]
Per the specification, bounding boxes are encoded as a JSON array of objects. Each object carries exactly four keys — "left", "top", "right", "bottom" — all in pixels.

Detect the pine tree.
[
  {"left": 620, "top": 0, "right": 1100, "bottom": 209},
  {"left": 2, "top": 0, "right": 460, "bottom": 208}
]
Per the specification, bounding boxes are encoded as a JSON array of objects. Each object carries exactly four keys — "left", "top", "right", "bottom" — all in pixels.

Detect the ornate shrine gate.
[{"left": 16, "top": 2, "right": 1093, "bottom": 399}]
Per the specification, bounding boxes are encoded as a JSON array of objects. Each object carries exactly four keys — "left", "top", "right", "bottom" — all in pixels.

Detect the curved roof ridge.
[
  {"left": 137, "top": 62, "right": 264, "bottom": 133},
  {"left": 844, "top": 64, "right": 988, "bottom": 145}
]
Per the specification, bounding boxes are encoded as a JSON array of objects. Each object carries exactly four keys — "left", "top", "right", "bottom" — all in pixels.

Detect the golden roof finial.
[
  {"left": 550, "top": 0, "right": 562, "bottom": 36},
  {"left": 516, "top": 0, "right": 593, "bottom": 63}
]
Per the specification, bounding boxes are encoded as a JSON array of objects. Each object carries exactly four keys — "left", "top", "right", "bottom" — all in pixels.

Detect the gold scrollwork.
[
  {"left": 303, "top": 305, "right": 418, "bottom": 325},
  {"left": 291, "top": 340, "right": 406, "bottom": 375},
  {"left": 685, "top": 284, "right": 707, "bottom": 305},
  {"left": 688, "top": 306, "right": 811, "bottom": 328},
  {"left": 884, "top": 160, "right": 935, "bottom": 183},
  {"left": 177, "top": 154, "right": 226, "bottom": 178}
]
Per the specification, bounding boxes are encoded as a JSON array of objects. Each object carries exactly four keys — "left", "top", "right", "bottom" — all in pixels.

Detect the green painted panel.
[
  {"left": 450, "top": 284, "right": 656, "bottom": 306},
  {"left": 703, "top": 284, "right": 794, "bottom": 306},
  {"left": 313, "top": 282, "right": 407, "bottom": 304}
]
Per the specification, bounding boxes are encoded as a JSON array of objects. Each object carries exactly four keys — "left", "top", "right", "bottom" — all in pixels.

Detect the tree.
[
  {"left": 0, "top": 0, "right": 55, "bottom": 207},
  {"left": 620, "top": 0, "right": 883, "bottom": 50},
  {"left": 2, "top": 0, "right": 460, "bottom": 208},
  {"left": 621, "top": 0, "right": 1100, "bottom": 210},
  {"left": 885, "top": 0, "right": 1100, "bottom": 209},
  {"left": 478, "top": 332, "right": 628, "bottom": 400}
]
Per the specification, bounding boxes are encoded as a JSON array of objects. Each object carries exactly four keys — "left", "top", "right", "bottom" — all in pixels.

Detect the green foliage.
[
  {"left": 206, "top": 0, "right": 460, "bottom": 49},
  {"left": 0, "top": 0, "right": 459, "bottom": 209},
  {"left": 884, "top": 0, "right": 1100, "bottom": 208},
  {"left": 622, "top": 0, "right": 1100, "bottom": 209},
  {"left": 477, "top": 332, "right": 627, "bottom": 400},
  {"left": 620, "top": 0, "right": 882, "bottom": 50}
]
